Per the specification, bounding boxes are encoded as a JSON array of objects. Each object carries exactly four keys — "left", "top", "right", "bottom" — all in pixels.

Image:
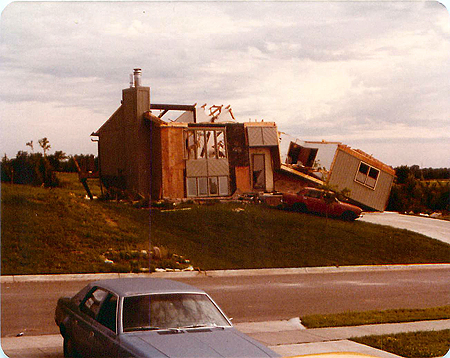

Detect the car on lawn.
[
  {"left": 55, "top": 277, "right": 280, "bottom": 358},
  {"left": 282, "top": 187, "right": 362, "bottom": 221}
]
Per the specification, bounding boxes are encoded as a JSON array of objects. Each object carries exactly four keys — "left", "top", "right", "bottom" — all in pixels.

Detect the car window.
[
  {"left": 97, "top": 294, "right": 118, "bottom": 333},
  {"left": 323, "top": 192, "right": 336, "bottom": 201},
  {"left": 307, "top": 190, "right": 321, "bottom": 199},
  {"left": 80, "top": 288, "right": 109, "bottom": 319},
  {"left": 122, "top": 293, "right": 231, "bottom": 332}
]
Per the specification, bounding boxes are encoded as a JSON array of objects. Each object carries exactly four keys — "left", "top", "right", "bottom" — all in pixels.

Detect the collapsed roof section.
[{"left": 149, "top": 103, "right": 236, "bottom": 124}]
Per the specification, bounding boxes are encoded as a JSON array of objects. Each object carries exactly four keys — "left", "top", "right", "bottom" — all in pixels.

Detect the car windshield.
[{"left": 122, "top": 293, "right": 231, "bottom": 332}]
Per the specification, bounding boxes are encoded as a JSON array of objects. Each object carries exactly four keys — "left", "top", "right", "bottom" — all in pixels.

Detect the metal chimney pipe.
[
  {"left": 129, "top": 74, "right": 134, "bottom": 88},
  {"left": 133, "top": 68, "right": 142, "bottom": 87}
]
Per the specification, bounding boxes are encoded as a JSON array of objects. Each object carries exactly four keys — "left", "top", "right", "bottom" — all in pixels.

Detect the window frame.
[
  {"left": 184, "top": 128, "right": 227, "bottom": 160},
  {"left": 355, "top": 161, "right": 380, "bottom": 190},
  {"left": 80, "top": 287, "right": 110, "bottom": 319},
  {"left": 186, "top": 176, "right": 229, "bottom": 197},
  {"left": 252, "top": 153, "right": 266, "bottom": 190},
  {"left": 96, "top": 293, "right": 118, "bottom": 334},
  {"left": 80, "top": 287, "right": 118, "bottom": 333}
]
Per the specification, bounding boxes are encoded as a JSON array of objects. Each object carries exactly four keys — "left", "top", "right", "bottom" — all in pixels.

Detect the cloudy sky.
[{"left": 1, "top": 1, "right": 449, "bottom": 168}]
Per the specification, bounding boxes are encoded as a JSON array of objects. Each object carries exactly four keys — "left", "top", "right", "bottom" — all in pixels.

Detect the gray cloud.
[{"left": 1, "top": 1, "right": 449, "bottom": 166}]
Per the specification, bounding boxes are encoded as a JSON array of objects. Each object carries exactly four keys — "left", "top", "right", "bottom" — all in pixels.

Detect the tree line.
[
  {"left": 1, "top": 138, "right": 98, "bottom": 187},
  {"left": 387, "top": 165, "right": 449, "bottom": 213},
  {"left": 1, "top": 140, "right": 448, "bottom": 214}
]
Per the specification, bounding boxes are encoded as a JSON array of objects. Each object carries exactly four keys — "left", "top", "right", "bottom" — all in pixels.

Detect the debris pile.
[{"left": 101, "top": 247, "right": 193, "bottom": 273}]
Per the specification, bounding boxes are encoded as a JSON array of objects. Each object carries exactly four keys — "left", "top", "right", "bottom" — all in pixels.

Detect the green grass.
[
  {"left": 301, "top": 306, "right": 450, "bottom": 328},
  {"left": 1, "top": 175, "right": 150, "bottom": 274},
  {"left": 302, "top": 307, "right": 450, "bottom": 358},
  {"left": 2, "top": 173, "right": 450, "bottom": 274},
  {"left": 150, "top": 202, "right": 450, "bottom": 270},
  {"left": 352, "top": 330, "right": 450, "bottom": 358}
]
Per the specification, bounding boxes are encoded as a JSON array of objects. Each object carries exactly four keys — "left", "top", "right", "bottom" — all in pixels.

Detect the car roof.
[{"left": 91, "top": 277, "right": 206, "bottom": 297}]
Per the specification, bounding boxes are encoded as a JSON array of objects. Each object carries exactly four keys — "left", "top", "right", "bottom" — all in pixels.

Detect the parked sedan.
[
  {"left": 282, "top": 187, "right": 362, "bottom": 221},
  {"left": 55, "top": 277, "right": 279, "bottom": 358}
]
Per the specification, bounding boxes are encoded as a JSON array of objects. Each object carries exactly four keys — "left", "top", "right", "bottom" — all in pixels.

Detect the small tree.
[
  {"left": 26, "top": 140, "right": 34, "bottom": 152},
  {"left": 38, "top": 137, "right": 51, "bottom": 156}
]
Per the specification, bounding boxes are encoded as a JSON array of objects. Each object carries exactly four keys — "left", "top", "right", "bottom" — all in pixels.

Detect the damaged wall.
[
  {"left": 329, "top": 146, "right": 395, "bottom": 211},
  {"left": 161, "top": 125, "right": 186, "bottom": 199}
]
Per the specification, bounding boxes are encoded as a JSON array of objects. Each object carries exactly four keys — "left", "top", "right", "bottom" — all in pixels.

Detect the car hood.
[{"left": 120, "top": 327, "right": 278, "bottom": 358}]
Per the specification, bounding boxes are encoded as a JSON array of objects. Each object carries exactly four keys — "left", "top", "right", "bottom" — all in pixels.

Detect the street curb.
[{"left": 2, "top": 263, "right": 450, "bottom": 283}]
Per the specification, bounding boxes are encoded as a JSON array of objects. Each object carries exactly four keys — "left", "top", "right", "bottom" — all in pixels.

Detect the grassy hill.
[{"left": 2, "top": 173, "right": 450, "bottom": 275}]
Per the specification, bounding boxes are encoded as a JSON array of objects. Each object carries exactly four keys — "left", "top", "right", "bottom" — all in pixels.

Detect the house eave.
[{"left": 279, "top": 164, "right": 324, "bottom": 186}]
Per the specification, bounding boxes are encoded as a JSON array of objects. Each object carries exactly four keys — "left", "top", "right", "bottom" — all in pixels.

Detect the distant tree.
[
  {"left": 394, "top": 165, "right": 411, "bottom": 185},
  {"left": 1, "top": 154, "right": 13, "bottom": 183},
  {"left": 26, "top": 140, "right": 34, "bottom": 152},
  {"left": 38, "top": 137, "right": 51, "bottom": 156},
  {"left": 48, "top": 151, "right": 67, "bottom": 172},
  {"left": 387, "top": 165, "right": 450, "bottom": 213}
]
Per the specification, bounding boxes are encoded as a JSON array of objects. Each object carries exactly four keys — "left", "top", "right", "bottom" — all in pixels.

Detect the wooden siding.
[
  {"left": 328, "top": 149, "right": 394, "bottom": 211},
  {"left": 161, "top": 126, "right": 185, "bottom": 199},
  {"left": 235, "top": 166, "right": 251, "bottom": 192}
]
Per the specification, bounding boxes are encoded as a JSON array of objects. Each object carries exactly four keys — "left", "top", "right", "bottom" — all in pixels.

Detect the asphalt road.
[{"left": 2, "top": 266, "right": 449, "bottom": 338}]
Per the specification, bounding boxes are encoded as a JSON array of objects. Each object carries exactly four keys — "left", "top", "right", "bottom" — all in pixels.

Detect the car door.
[
  {"left": 90, "top": 293, "right": 120, "bottom": 357},
  {"left": 305, "top": 190, "right": 326, "bottom": 213},
  {"left": 76, "top": 287, "right": 120, "bottom": 357}
]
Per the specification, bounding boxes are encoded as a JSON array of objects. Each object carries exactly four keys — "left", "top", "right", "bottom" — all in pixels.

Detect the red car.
[{"left": 282, "top": 187, "right": 362, "bottom": 221}]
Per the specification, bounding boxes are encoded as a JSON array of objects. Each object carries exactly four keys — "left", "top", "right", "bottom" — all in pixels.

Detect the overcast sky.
[{"left": 1, "top": 1, "right": 449, "bottom": 168}]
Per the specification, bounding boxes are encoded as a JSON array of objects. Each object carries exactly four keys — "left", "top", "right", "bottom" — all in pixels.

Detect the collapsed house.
[
  {"left": 278, "top": 135, "right": 396, "bottom": 211},
  {"left": 92, "top": 69, "right": 394, "bottom": 211},
  {"left": 92, "top": 69, "right": 280, "bottom": 201}
]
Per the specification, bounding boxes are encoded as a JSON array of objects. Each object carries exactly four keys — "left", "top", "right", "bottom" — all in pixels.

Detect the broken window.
[
  {"left": 287, "top": 142, "right": 318, "bottom": 167},
  {"left": 355, "top": 162, "right": 379, "bottom": 189},
  {"left": 196, "top": 131, "right": 206, "bottom": 159},
  {"left": 206, "top": 131, "right": 216, "bottom": 159},
  {"left": 216, "top": 131, "right": 226, "bottom": 158},
  {"left": 252, "top": 154, "right": 266, "bottom": 190},
  {"left": 185, "top": 130, "right": 196, "bottom": 159},
  {"left": 184, "top": 129, "right": 227, "bottom": 159},
  {"left": 184, "top": 128, "right": 229, "bottom": 197}
]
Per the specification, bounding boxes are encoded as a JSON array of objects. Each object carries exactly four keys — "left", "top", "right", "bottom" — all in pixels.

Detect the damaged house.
[
  {"left": 278, "top": 135, "right": 396, "bottom": 211},
  {"left": 92, "top": 69, "right": 280, "bottom": 201},
  {"left": 93, "top": 69, "right": 394, "bottom": 211}
]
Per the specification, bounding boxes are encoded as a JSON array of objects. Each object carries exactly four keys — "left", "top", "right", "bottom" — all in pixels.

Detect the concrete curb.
[{"left": 2, "top": 263, "right": 450, "bottom": 283}]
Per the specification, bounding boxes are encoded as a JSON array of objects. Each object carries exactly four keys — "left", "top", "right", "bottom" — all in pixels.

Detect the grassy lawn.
[
  {"left": 1, "top": 175, "right": 150, "bottom": 274},
  {"left": 352, "top": 330, "right": 450, "bottom": 358},
  {"left": 2, "top": 173, "right": 450, "bottom": 274},
  {"left": 301, "top": 307, "right": 450, "bottom": 358},
  {"left": 301, "top": 306, "right": 450, "bottom": 328}
]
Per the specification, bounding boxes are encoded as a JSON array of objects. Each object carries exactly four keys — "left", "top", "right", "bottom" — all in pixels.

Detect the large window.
[
  {"left": 185, "top": 128, "right": 229, "bottom": 197},
  {"left": 186, "top": 176, "right": 229, "bottom": 197},
  {"left": 185, "top": 129, "right": 227, "bottom": 159},
  {"left": 355, "top": 162, "right": 379, "bottom": 189}
]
